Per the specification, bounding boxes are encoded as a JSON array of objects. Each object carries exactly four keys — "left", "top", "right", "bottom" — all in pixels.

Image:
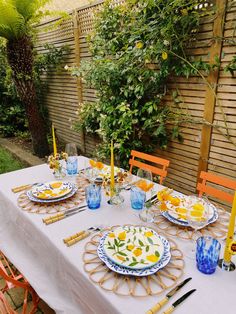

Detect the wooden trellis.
[{"left": 36, "top": 0, "right": 236, "bottom": 210}]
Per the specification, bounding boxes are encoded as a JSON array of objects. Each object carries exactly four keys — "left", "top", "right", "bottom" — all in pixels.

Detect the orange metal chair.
[
  {"left": 129, "top": 150, "right": 170, "bottom": 184},
  {"left": 0, "top": 291, "right": 16, "bottom": 314},
  {"left": 0, "top": 252, "right": 39, "bottom": 314},
  {"left": 197, "top": 171, "right": 236, "bottom": 204}
]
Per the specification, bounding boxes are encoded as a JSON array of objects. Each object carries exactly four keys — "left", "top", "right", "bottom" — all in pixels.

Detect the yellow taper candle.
[
  {"left": 52, "top": 124, "right": 57, "bottom": 156},
  {"left": 110, "top": 140, "right": 115, "bottom": 197},
  {"left": 223, "top": 191, "right": 236, "bottom": 263}
]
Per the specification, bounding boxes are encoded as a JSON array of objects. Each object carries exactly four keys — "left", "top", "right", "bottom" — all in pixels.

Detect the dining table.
[{"left": 0, "top": 156, "right": 235, "bottom": 314}]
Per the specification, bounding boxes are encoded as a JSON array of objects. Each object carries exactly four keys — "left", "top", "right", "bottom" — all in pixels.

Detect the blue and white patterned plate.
[
  {"left": 97, "top": 230, "right": 171, "bottom": 277},
  {"left": 162, "top": 202, "right": 218, "bottom": 227},
  {"left": 27, "top": 182, "right": 77, "bottom": 203}
]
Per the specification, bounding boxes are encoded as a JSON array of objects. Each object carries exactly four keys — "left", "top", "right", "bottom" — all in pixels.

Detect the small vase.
[
  {"left": 108, "top": 183, "right": 124, "bottom": 205},
  {"left": 53, "top": 160, "right": 66, "bottom": 180}
]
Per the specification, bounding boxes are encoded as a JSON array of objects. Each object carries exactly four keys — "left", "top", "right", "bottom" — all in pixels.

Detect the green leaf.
[
  {"left": 147, "top": 237, "right": 153, "bottom": 245},
  {"left": 138, "top": 240, "right": 144, "bottom": 247},
  {"left": 155, "top": 251, "right": 160, "bottom": 257},
  {"left": 146, "top": 246, "right": 150, "bottom": 252},
  {"left": 128, "top": 262, "right": 138, "bottom": 267},
  {"left": 118, "top": 251, "right": 127, "bottom": 256}
]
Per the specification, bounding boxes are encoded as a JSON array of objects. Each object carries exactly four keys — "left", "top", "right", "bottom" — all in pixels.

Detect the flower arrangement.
[{"left": 48, "top": 152, "right": 68, "bottom": 177}]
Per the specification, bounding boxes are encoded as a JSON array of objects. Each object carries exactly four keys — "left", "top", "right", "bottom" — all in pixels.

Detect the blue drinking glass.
[
  {"left": 85, "top": 184, "right": 101, "bottom": 210},
  {"left": 130, "top": 186, "right": 146, "bottom": 210},
  {"left": 196, "top": 236, "right": 221, "bottom": 274}
]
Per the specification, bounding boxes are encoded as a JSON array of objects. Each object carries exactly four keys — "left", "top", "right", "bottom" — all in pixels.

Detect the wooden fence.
[{"left": 36, "top": 0, "right": 236, "bottom": 208}]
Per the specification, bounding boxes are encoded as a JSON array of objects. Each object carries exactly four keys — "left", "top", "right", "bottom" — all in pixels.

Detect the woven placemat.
[
  {"left": 151, "top": 207, "right": 229, "bottom": 240},
  {"left": 17, "top": 176, "right": 89, "bottom": 214},
  {"left": 83, "top": 225, "right": 184, "bottom": 297}
]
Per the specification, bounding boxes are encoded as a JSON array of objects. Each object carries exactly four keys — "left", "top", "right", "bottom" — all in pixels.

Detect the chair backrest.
[
  {"left": 0, "top": 291, "right": 16, "bottom": 314},
  {"left": 197, "top": 171, "right": 236, "bottom": 204},
  {"left": 129, "top": 150, "right": 170, "bottom": 184}
]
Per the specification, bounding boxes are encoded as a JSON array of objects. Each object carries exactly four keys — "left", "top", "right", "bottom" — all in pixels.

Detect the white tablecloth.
[{"left": 0, "top": 156, "right": 235, "bottom": 314}]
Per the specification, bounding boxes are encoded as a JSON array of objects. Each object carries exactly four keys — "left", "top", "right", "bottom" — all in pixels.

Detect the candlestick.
[
  {"left": 218, "top": 191, "right": 236, "bottom": 271},
  {"left": 110, "top": 140, "right": 115, "bottom": 197},
  {"left": 52, "top": 124, "right": 57, "bottom": 157}
]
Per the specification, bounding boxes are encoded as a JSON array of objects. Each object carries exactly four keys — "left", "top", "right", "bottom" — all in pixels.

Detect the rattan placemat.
[
  {"left": 83, "top": 225, "right": 184, "bottom": 297},
  {"left": 17, "top": 177, "right": 89, "bottom": 214},
  {"left": 151, "top": 207, "right": 229, "bottom": 240}
]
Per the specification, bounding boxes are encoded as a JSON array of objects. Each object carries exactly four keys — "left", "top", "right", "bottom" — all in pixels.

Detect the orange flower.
[
  {"left": 96, "top": 161, "right": 104, "bottom": 170},
  {"left": 136, "top": 179, "right": 154, "bottom": 192},
  {"left": 133, "top": 248, "right": 142, "bottom": 257}
]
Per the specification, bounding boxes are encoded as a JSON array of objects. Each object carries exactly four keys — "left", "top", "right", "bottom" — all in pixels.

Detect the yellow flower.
[
  {"left": 162, "top": 51, "right": 168, "bottom": 60},
  {"left": 127, "top": 244, "right": 135, "bottom": 251},
  {"left": 108, "top": 233, "right": 115, "bottom": 238},
  {"left": 133, "top": 248, "right": 142, "bottom": 257},
  {"left": 117, "top": 255, "right": 125, "bottom": 261},
  {"left": 157, "top": 190, "right": 170, "bottom": 202},
  {"left": 144, "top": 231, "right": 153, "bottom": 237},
  {"left": 135, "top": 41, "right": 144, "bottom": 49},
  {"left": 118, "top": 231, "right": 126, "bottom": 241},
  {"left": 146, "top": 255, "right": 159, "bottom": 263}
]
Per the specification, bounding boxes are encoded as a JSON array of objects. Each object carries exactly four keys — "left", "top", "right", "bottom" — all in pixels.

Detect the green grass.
[{"left": 0, "top": 147, "right": 25, "bottom": 174}]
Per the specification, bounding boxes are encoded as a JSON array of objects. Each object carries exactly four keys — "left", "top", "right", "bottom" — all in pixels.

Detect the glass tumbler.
[
  {"left": 196, "top": 236, "right": 221, "bottom": 274},
  {"left": 130, "top": 186, "right": 146, "bottom": 210},
  {"left": 65, "top": 143, "right": 78, "bottom": 176},
  {"left": 85, "top": 184, "right": 101, "bottom": 210}
]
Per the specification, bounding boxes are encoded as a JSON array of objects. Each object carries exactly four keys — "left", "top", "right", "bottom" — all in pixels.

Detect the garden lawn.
[{"left": 0, "top": 146, "right": 25, "bottom": 174}]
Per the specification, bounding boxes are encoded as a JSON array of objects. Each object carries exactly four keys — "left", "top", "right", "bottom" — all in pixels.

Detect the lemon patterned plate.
[
  {"left": 162, "top": 197, "right": 218, "bottom": 227},
  {"left": 97, "top": 228, "right": 171, "bottom": 276},
  {"left": 31, "top": 181, "right": 73, "bottom": 200},
  {"left": 27, "top": 181, "right": 77, "bottom": 203},
  {"left": 102, "top": 226, "right": 166, "bottom": 270}
]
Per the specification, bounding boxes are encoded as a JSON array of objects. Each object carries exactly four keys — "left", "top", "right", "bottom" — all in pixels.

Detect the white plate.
[
  {"left": 97, "top": 230, "right": 171, "bottom": 277},
  {"left": 31, "top": 181, "right": 73, "bottom": 200},
  {"left": 103, "top": 226, "right": 164, "bottom": 270},
  {"left": 27, "top": 183, "right": 77, "bottom": 203}
]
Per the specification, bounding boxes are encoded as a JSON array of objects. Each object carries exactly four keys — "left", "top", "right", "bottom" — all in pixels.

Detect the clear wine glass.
[
  {"left": 186, "top": 195, "right": 210, "bottom": 258},
  {"left": 136, "top": 169, "right": 156, "bottom": 223},
  {"left": 65, "top": 143, "right": 78, "bottom": 176}
]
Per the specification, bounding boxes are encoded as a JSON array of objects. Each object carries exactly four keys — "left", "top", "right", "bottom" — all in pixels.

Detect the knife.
[
  {"left": 42, "top": 205, "right": 87, "bottom": 225},
  {"left": 146, "top": 277, "right": 192, "bottom": 314},
  {"left": 162, "top": 289, "right": 196, "bottom": 314}
]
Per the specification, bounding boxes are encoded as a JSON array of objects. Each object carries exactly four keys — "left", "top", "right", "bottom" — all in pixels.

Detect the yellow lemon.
[
  {"left": 144, "top": 231, "right": 153, "bottom": 237},
  {"left": 176, "top": 207, "right": 187, "bottom": 214},
  {"left": 117, "top": 255, "right": 125, "bottom": 261},
  {"left": 162, "top": 51, "right": 168, "bottom": 60},
  {"left": 133, "top": 248, "right": 142, "bottom": 257},
  {"left": 50, "top": 182, "right": 62, "bottom": 189},
  {"left": 89, "top": 159, "right": 97, "bottom": 167},
  {"left": 146, "top": 255, "right": 159, "bottom": 263},
  {"left": 108, "top": 233, "right": 115, "bottom": 238},
  {"left": 192, "top": 203, "right": 204, "bottom": 212},
  {"left": 127, "top": 244, "right": 135, "bottom": 251},
  {"left": 160, "top": 202, "right": 168, "bottom": 212},
  {"left": 118, "top": 231, "right": 126, "bottom": 241},
  {"left": 170, "top": 197, "right": 180, "bottom": 206}
]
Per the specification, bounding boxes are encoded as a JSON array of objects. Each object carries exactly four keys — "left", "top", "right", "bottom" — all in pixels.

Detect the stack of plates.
[
  {"left": 161, "top": 196, "right": 218, "bottom": 227},
  {"left": 26, "top": 181, "right": 77, "bottom": 203},
  {"left": 97, "top": 226, "right": 171, "bottom": 276}
]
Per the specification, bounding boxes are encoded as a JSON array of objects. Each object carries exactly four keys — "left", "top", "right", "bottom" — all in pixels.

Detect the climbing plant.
[{"left": 69, "top": 0, "right": 214, "bottom": 167}]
